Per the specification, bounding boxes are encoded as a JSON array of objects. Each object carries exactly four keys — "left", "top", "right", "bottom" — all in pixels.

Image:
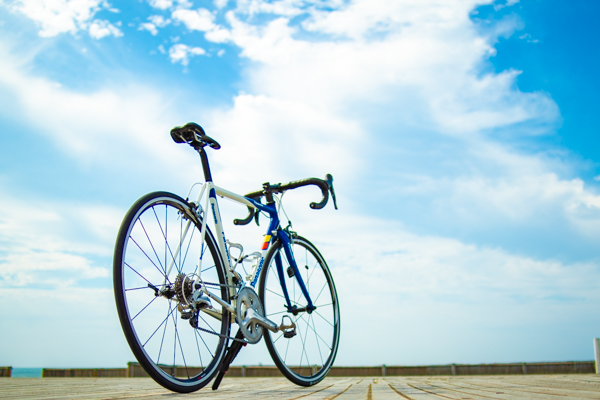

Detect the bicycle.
[{"left": 113, "top": 122, "right": 340, "bottom": 393}]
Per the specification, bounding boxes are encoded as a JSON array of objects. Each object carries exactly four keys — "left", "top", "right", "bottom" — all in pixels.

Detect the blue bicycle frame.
[{"left": 246, "top": 198, "right": 315, "bottom": 313}]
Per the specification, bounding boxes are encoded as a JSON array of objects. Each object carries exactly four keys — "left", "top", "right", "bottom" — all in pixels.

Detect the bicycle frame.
[{"left": 163, "top": 180, "right": 314, "bottom": 322}]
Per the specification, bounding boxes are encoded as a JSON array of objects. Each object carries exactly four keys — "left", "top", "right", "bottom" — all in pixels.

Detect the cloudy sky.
[{"left": 1, "top": 0, "right": 599, "bottom": 369}]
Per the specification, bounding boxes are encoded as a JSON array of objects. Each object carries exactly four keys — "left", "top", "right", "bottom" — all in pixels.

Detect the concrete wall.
[
  {"left": 119, "top": 361, "right": 595, "bottom": 378},
  {"left": 36, "top": 361, "right": 596, "bottom": 378}
]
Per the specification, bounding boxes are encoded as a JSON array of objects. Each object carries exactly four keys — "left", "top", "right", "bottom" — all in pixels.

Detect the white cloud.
[
  {"left": 88, "top": 18, "right": 122, "bottom": 38},
  {"left": 148, "top": 0, "right": 172, "bottom": 10},
  {"left": 0, "top": 189, "right": 116, "bottom": 289},
  {"left": 171, "top": 7, "right": 232, "bottom": 42},
  {"left": 9, "top": 0, "right": 121, "bottom": 38},
  {"left": 168, "top": 43, "right": 206, "bottom": 65},
  {"left": 172, "top": 7, "right": 215, "bottom": 31},
  {"left": 139, "top": 14, "right": 170, "bottom": 35}
]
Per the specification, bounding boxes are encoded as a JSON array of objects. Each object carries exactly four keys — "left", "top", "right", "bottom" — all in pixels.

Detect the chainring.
[{"left": 236, "top": 287, "right": 264, "bottom": 344}]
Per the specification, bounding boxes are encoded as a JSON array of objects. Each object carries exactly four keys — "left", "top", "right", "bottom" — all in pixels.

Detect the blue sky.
[{"left": 1, "top": 0, "right": 599, "bottom": 369}]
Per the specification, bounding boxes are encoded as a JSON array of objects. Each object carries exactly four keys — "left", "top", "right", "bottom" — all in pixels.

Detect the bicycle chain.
[{"left": 194, "top": 325, "right": 247, "bottom": 343}]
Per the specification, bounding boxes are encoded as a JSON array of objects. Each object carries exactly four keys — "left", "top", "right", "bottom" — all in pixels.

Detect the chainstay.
[{"left": 202, "top": 280, "right": 237, "bottom": 289}]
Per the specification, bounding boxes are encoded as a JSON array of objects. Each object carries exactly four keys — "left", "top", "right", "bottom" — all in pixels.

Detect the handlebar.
[{"left": 233, "top": 174, "right": 338, "bottom": 226}]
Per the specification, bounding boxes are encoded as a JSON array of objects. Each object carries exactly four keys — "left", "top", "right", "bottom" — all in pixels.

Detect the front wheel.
[
  {"left": 113, "top": 192, "right": 230, "bottom": 393},
  {"left": 259, "top": 235, "right": 340, "bottom": 386}
]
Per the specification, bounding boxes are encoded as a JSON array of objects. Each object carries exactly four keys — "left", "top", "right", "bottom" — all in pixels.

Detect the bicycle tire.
[
  {"left": 113, "top": 191, "right": 230, "bottom": 393},
  {"left": 258, "top": 235, "right": 340, "bottom": 386}
]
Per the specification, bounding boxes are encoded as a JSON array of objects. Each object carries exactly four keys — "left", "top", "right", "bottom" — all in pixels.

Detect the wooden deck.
[{"left": 2, "top": 375, "right": 600, "bottom": 399}]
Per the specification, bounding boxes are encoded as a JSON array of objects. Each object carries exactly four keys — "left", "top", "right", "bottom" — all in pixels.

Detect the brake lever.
[{"left": 325, "top": 174, "right": 338, "bottom": 210}]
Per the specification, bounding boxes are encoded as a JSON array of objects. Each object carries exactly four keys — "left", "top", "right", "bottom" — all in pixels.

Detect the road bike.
[{"left": 113, "top": 123, "right": 340, "bottom": 393}]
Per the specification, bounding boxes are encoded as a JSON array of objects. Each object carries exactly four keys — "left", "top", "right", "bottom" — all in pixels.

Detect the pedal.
[
  {"left": 284, "top": 329, "right": 296, "bottom": 339},
  {"left": 279, "top": 315, "right": 296, "bottom": 339}
]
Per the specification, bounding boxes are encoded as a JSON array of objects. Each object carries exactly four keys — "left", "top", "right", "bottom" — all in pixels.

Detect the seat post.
[{"left": 197, "top": 147, "right": 213, "bottom": 182}]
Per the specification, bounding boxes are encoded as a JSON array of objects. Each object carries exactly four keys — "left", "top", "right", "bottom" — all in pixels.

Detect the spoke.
[
  {"left": 302, "top": 312, "right": 331, "bottom": 350},
  {"left": 132, "top": 295, "right": 159, "bottom": 321},
  {"left": 305, "top": 259, "right": 318, "bottom": 287},
  {"left": 157, "top": 302, "right": 172, "bottom": 363},
  {"left": 179, "top": 213, "right": 183, "bottom": 274},
  {"left": 138, "top": 219, "right": 165, "bottom": 274},
  {"left": 125, "top": 286, "right": 155, "bottom": 292},
  {"left": 313, "top": 309, "right": 335, "bottom": 328},
  {"left": 266, "top": 287, "right": 303, "bottom": 307},
  {"left": 310, "top": 314, "right": 325, "bottom": 364},
  {"left": 312, "top": 281, "right": 328, "bottom": 305},
  {"left": 164, "top": 205, "right": 168, "bottom": 275},
  {"left": 266, "top": 309, "right": 289, "bottom": 317},
  {"left": 196, "top": 315, "right": 217, "bottom": 358},
  {"left": 175, "top": 320, "right": 189, "bottom": 378},
  {"left": 296, "top": 315, "right": 308, "bottom": 370},
  {"left": 266, "top": 288, "right": 286, "bottom": 300},
  {"left": 314, "top": 302, "right": 333, "bottom": 308},
  {"left": 272, "top": 330, "right": 285, "bottom": 344},
  {"left": 172, "top": 304, "right": 177, "bottom": 371},
  {"left": 194, "top": 329, "right": 204, "bottom": 369},
  {"left": 301, "top": 312, "right": 311, "bottom": 369},
  {"left": 181, "top": 223, "right": 196, "bottom": 269},
  {"left": 201, "top": 264, "right": 215, "bottom": 273},
  {"left": 125, "top": 262, "right": 155, "bottom": 287},
  {"left": 152, "top": 206, "right": 179, "bottom": 277},
  {"left": 143, "top": 303, "right": 176, "bottom": 348},
  {"left": 168, "top": 305, "right": 189, "bottom": 375},
  {"left": 283, "top": 332, "right": 291, "bottom": 363},
  {"left": 128, "top": 237, "right": 169, "bottom": 282}
]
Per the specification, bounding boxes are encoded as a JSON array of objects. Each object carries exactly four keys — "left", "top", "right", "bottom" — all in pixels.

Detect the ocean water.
[{"left": 11, "top": 368, "right": 42, "bottom": 378}]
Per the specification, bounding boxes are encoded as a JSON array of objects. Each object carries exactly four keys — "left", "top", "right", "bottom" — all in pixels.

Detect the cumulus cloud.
[
  {"left": 168, "top": 42, "right": 206, "bottom": 65},
  {"left": 171, "top": 7, "right": 232, "bottom": 42},
  {"left": 139, "top": 14, "right": 170, "bottom": 35},
  {"left": 172, "top": 7, "right": 215, "bottom": 31},
  {"left": 8, "top": 0, "right": 122, "bottom": 38},
  {"left": 148, "top": 0, "right": 172, "bottom": 10},
  {"left": 0, "top": 189, "right": 116, "bottom": 289}
]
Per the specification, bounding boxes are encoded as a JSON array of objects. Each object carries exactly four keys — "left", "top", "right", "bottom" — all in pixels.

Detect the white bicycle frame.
[{"left": 163, "top": 181, "right": 272, "bottom": 321}]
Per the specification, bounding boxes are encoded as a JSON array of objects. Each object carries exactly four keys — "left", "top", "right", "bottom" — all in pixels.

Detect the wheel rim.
[
  {"left": 116, "top": 195, "right": 228, "bottom": 386},
  {"left": 261, "top": 238, "right": 340, "bottom": 382}
]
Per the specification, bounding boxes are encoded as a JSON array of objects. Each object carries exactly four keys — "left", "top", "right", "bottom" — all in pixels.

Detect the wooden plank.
[
  {"left": 432, "top": 376, "right": 600, "bottom": 399},
  {"left": 1, "top": 375, "right": 600, "bottom": 399}
]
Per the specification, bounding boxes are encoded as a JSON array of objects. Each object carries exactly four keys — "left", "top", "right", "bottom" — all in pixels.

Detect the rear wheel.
[
  {"left": 259, "top": 235, "right": 340, "bottom": 386},
  {"left": 113, "top": 192, "right": 230, "bottom": 393}
]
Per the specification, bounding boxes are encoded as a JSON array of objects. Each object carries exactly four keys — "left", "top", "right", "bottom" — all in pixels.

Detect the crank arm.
[{"left": 242, "top": 308, "right": 279, "bottom": 333}]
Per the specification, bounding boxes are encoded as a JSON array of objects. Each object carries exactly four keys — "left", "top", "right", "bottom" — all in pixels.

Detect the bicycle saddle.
[{"left": 170, "top": 122, "right": 221, "bottom": 150}]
